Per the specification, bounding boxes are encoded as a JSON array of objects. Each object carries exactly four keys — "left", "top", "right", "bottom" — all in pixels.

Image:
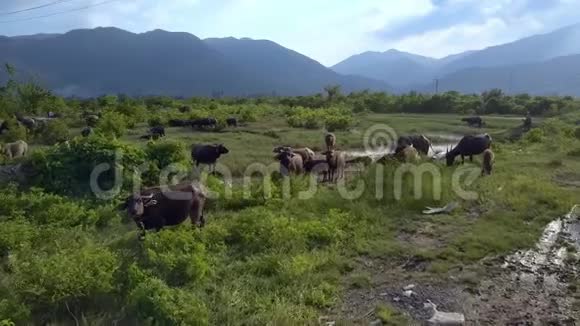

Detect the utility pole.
[{"left": 433, "top": 78, "right": 439, "bottom": 94}]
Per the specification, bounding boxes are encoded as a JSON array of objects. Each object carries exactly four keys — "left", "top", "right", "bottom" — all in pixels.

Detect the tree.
[{"left": 324, "top": 85, "right": 341, "bottom": 103}]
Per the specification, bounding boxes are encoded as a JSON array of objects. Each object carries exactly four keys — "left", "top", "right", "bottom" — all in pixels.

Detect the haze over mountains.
[
  {"left": 1, "top": 24, "right": 580, "bottom": 97},
  {"left": 333, "top": 23, "right": 580, "bottom": 95}
]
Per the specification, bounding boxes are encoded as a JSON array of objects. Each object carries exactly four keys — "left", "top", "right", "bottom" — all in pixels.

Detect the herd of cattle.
[
  {"left": 120, "top": 131, "right": 494, "bottom": 239},
  {"left": 1, "top": 113, "right": 495, "bottom": 239}
]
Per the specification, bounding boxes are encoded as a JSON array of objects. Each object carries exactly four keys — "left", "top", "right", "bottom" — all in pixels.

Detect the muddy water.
[{"left": 346, "top": 134, "right": 460, "bottom": 161}]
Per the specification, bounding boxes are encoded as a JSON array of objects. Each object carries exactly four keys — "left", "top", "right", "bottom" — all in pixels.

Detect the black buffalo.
[
  {"left": 0, "top": 120, "right": 8, "bottom": 135},
  {"left": 191, "top": 144, "right": 229, "bottom": 171},
  {"left": 395, "top": 135, "right": 432, "bottom": 156},
  {"left": 81, "top": 127, "right": 93, "bottom": 137},
  {"left": 169, "top": 119, "right": 190, "bottom": 127},
  {"left": 226, "top": 117, "right": 238, "bottom": 127},
  {"left": 191, "top": 118, "right": 217, "bottom": 129},
  {"left": 446, "top": 134, "right": 492, "bottom": 166},
  {"left": 461, "top": 116, "right": 483, "bottom": 128},
  {"left": 120, "top": 183, "right": 207, "bottom": 239},
  {"left": 150, "top": 126, "right": 166, "bottom": 137}
]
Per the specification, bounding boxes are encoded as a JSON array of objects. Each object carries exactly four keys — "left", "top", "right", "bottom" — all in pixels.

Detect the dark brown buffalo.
[
  {"left": 226, "top": 117, "right": 238, "bottom": 127},
  {"left": 395, "top": 135, "right": 432, "bottom": 156},
  {"left": 81, "top": 127, "right": 93, "bottom": 137},
  {"left": 120, "top": 183, "right": 207, "bottom": 239},
  {"left": 446, "top": 134, "right": 492, "bottom": 166},
  {"left": 275, "top": 149, "right": 304, "bottom": 176},
  {"left": 191, "top": 144, "right": 229, "bottom": 171},
  {"left": 481, "top": 149, "right": 494, "bottom": 176}
]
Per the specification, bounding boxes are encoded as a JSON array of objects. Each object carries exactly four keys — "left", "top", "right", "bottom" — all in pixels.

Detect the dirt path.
[{"left": 332, "top": 206, "right": 580, "bottom": 325}]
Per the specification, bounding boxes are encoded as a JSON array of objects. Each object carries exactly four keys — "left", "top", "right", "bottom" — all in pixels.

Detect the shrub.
[
  {"left": 10, "top": 244, "right": 119, "bottom": 306},
  {"left": 574, "top": 127, "right": 580, "bottom": 140},
  {"left": 128, "top": 274, "right": 209, "bottom": 325},
  {"left": 325, "top": 115, "right": 353, "bottom": 131},
  {"left": 0, "top": 120, "right": 27, "bottom": 143},
  {"left": 25, "top": 136, "right": 146, "bottom": 195},
  {"left": 96, "top": 111, "right": 127, "bottom": 138},
  {"left": 523, "top": 128, "right": 544, "bottom": 143},
  {"left": 35, "top": 119, "right": 69, "bottom": 145}
]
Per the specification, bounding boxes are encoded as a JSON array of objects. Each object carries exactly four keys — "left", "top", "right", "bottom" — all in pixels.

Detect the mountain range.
[
  {"left": 0, "top": 27, "right": 389, "bottom": 97},
  {"left": 1, "top": 24, "right": 580, "bottom": 97},
  {"left": 333, "top": 23, "right": 580, "bottom": 95}
]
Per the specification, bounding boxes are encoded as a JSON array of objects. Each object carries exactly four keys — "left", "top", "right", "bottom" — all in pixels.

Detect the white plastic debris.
[
  {"left": 422, "top": 202, "right": 458, "bottom": 215},
  {"left": 403, "top": 284, "right": 416, "bottom": 291},
  {"left": 403, "top": 290, "right": 414, "bottom": 297},
  {"left": 425, "top": 301, "right": 465, "bottom": 325}
]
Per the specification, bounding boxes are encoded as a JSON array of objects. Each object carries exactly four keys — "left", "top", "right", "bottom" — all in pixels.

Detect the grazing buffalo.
[
  {"left": 325, "top": 133, "right": 336, "bottom": 151},
  {"left": 1, "top": 140, "right": 28, "bottom": 160},
  {"left": 481, "top": 149, "right": 494, "bottom": 176},
  {"left": 304, "top": 158, "right": 329, "bottom": 181},
  {"left": 169, "top": 119, "right": 190, "bottom": 127},
  {"left": 150, "top": 126, "right": 166, "bottom": 138},
  {"left": 120, "top": 183, "right": 207, "bottom": 239},
  {"left": 191, "top": 144, "right": 229, "bottom": 171},
  {"left": 397, "top": 146, "right": 420, "bottom": 163},
  {"left": 446, "top": 134, "right": 492, "bottom": 166},
  {"left": 523, "top": 114, "right": 532, "bottom": 132},
  {"left": 395, "top": 135, "right": 432, "bottom": 156},
  {"left": 17, "top": 117, "right": 36, "bottom": 131},
  {"left": 179, "top": 105, "right": 191, "bottom": 113},
  {"left": 325, "top": 150, "right": 346, "bottom": 182},
  {"left": 192, "top": 118, "right": 217, "bottom": 129},
  {"left": 273, "top": 146, "right": 315, "bottom": 163},
  {"left": 226, "top": 117, "right": 238, "bottom": 127},
  {"left": 275, "top": 149, "right": 304, "bottom": 176},
  {"left": 461, "top": 116, "right": 483, "bottom": 128},
  {"left": 0, "top": 120, "right": 8, "bottom": 135},
  {"left": 81, "top": 127, "right": 93, "bottom": 137}
]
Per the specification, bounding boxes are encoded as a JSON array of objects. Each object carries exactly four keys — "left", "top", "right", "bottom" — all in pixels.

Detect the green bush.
[
  {"left": 10, "top": 244, "right": 119, "bottom": 306},
  {"left": 0, "top": 120, "right": 27, "bottom": 143},
  {"left": 25, "top": 136, "right": 146, "bottom": 195},
  {"left": 523, "top": 128, "right": 544, "bottom": 143},
  {"left": 96, "top": 111, "right": 127, "bottom": 138},
  {"left": 35, "top": 119, "right": 69, "bottom": 145}
]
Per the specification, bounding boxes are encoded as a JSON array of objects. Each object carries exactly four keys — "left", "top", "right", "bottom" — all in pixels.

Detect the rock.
[
  {"left": 393, "top": 296, "right": 401, "bottom": 302},
  {"left": 403, "top": 290, "right": 414, "bottom": 297},
  {"left": 379, "top": 292, "right": 388, "bottom": 296},
  {"left": 403, "top": 284, "right": 416, "bottom": 291},
  {"left": 428, "top": 311, "right": 465, "bottom": 325},
  {"left": 369, "top": 319, "right": 382, "bottom": 326}
]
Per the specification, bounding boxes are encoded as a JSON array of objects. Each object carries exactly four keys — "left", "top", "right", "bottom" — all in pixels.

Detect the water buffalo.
[
  {"left": 325, "top": 150, "right": 346, "bottom": 182},
  {"left": 81, "top": 127, "right": 93, "bottom": 137},
  {"left": 120, "top": 183, "right": 207, "bottom": 239},
  {"left": 395, "top": 135, "right": 432, "bottom": 156},
  {"left": 140, "top": 134, "right": 161, "bottom": 141},
  {"left": 169, "top": 119, "right": 190, "bottom": 127},
  {"left": 304, "top": 158, "right": 329, "bottom": 181},
  {"left": 461, "top": 116, "right": 483, "bottom": 128},
  {"left": 226, "top": 117, "right": 238, "bottom": 127},
  {"left": 273, "top": 146, "right": 315, "bottom": 163},
  {"left": 275, "top": 149, "right": 304, "bottom": 176},
  {"left": 191, "top": 118, "right": 217, "bottom": 129},
  {"left": 481, "top": 149, "right": 494, "bottom": 176},
  {"left": 0, "top": 120, "right": 8, "bottom": 135},
  {"left": 397, "top": 146, "right": 420, "bottom": 163},
  {"left": 1, "top": 140, "right": 28, "bottom": 160},
  {"left": 150, "top": 126, "right": 166, "bottom": 138},
  {"left": 446, "top": 134, "right": 492, "bottom": 166},
  {"left": 191, "top": 144, "right": 229, "bottom": 172},
  {"left": 179, "top": 105, "right": 191, "bottom": 113},
  {"left": 325, "top": 133, "right": 336, "bottom": 151},
  {"left": 17, "top": 117, "right": 36, "bottom": 131}
]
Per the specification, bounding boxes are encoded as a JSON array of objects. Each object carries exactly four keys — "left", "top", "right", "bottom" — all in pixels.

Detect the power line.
[
  {"left": 0, "top": 0, "right": 119, "bottom": 24},
  {"left": 0, "top": 0, "right": 77, "bottom": 16}
]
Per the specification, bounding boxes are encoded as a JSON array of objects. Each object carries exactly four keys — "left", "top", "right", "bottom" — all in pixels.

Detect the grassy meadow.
[{"left": 1, "top": 86, "right": 580, "bottom": 324}]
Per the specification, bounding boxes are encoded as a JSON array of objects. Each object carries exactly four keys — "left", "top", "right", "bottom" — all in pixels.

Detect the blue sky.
[{"left": 1, "top": 0, "right": 579, "bottom": 65}]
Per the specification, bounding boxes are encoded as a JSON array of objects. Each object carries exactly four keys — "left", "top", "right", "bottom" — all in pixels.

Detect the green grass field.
[{"left": 3, "top": 112, "right": 579, "bottom": 325}]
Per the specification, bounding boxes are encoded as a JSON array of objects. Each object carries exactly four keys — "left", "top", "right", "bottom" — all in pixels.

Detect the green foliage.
[
  {"left": 286, "top": 106, "right": 354, "bottom": 130},
  {"left": 0, "top": 120, "right": 27, "bottom": 143},
  {"left": 96, "top": 111, "right": 127, "bottom": 138},
  {"left": 35, "top": 119, "right": 69, "bottom": 145},
  {"left": 25, "top": 136, "right": 146, "bottom": 195},
  {"left": 523, "top": 128, "right": 545, "bottom": 143}
]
